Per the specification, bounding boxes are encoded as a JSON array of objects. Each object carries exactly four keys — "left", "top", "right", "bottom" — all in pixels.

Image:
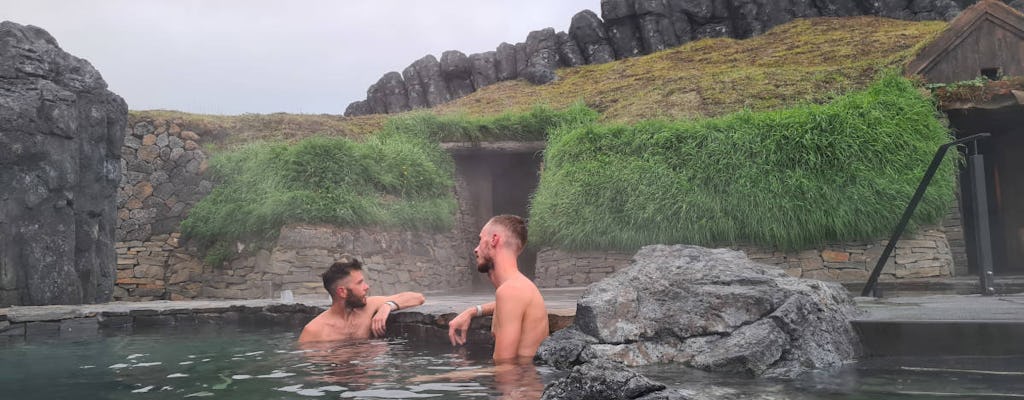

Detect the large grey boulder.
[
  {"left": 440, "top": 50, "right": 475, "bottom": 99},
  {"left": 731, "top": 0, "right": 820, "bottom": 39},
  {"left": 670, "top": 0, "right": 715, "bottom": 23},
  {"left": 0, "top": 21, "right": 127, "bottom": 306},
  {"left": 569, "top": 10, "right": 616, "bottom": 64},
  {"left": 402, "top": 63, "right": 427, "bottom": 110},
  {"left": 379, "top": 71, "right": 409, "bottom": 114},
  {"left": 814, "top": 0, "right": 864, "bottom": 16},
  {"left": 537, "top": 245, "right": 862, "bottom": 379},
  {"left": 365, "top": 82, "right": 387, "bottom": 114},
  {"left": 861, "top": 0, "right": 915, "bottom": 19},
  {"left": 411, "top": 54, "right": 450, "bottom": 107},
  {"left": 523, "top": 28, "right": 560, "bottom": 85},
  {"left": 637, "top": 0, "right": 680, "bottom": 53},
  {"left": 908, "top": 0, "right": 962, "bottom": 21},
  {"left": 469, "top": 51, "right": 497, "bottom": 90},
  {"left": 602, "top": 0, "right": 644, "bottom": 58},
  {"left": 495, "top": 42, "right": 518, "bottom": 81},
  {"left": 514, "top": 42, "right": 529, "bottom": 77},
  {"left": 343, "top": 100, "right": 370, "bottom": 116},
  {"left": 556, "top": 31, "right": 586, "bottom": 67}
]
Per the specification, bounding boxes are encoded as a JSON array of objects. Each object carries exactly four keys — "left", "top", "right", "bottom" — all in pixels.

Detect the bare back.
[{"left": 492, "top": 276, "right": 549, "bottom": 360}]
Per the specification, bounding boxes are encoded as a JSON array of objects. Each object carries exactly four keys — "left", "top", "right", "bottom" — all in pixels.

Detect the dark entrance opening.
[
  {"left": 949, "top": 106, "right": 1024, "bottom": 275},
  {"left": 447, "top": 142, "right": 545, "bottom": 287}
]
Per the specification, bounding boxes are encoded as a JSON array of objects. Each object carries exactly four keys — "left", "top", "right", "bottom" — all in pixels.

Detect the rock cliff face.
[
  {"left": 537, "top": 245, "right": 863, "bottom": 399},
  {"left": 344, "top": 0, "right": 1009, "bottom": 116},
  {"left": 0, "top": 21, "right": 128, "bottom": 306}
]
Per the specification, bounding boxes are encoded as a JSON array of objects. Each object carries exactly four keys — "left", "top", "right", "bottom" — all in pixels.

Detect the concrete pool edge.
[{"left": 0, "top": 287, "right": 584, "bottom": 343}]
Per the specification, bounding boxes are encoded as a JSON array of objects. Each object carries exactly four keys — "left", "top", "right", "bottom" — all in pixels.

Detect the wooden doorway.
[{"left": 951, "top": 106, "right": 1024, "bottom": 275}]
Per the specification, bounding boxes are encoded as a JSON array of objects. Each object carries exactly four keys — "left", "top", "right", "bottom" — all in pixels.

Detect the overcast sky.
[{"left": 3, "top": 0, "right": 598, "bottom": 115}]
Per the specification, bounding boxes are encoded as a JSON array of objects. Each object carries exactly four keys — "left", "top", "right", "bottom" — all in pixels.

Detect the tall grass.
[
  {"left": 529, "top": 72, "right": 958, "bottom": 251},
  {"left": 180, "top": 133, "right": 456, "bottom": 265}
]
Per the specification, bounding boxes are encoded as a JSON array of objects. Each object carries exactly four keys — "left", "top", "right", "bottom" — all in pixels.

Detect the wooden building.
[{"left": 907, "top": 0, "right": 1024, "bottom": 276}]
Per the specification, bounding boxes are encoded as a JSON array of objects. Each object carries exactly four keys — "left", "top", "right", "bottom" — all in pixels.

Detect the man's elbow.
[{"left": 409, "top": 292, "right": 425, "bottom": 306}]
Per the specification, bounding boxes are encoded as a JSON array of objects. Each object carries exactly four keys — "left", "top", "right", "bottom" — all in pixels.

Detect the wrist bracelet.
[
  {"left": 475, "top": 304, "right": 483, "bottom": 317},
  {"left": 385, "top": 300, "right": 399, "bottom": 311}
]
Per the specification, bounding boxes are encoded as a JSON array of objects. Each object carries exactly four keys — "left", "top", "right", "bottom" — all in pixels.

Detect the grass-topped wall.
[
  {"left": 380, "top": 103, "right": 598, "bottom": 142},
  {"left": 179, "top": 106, "right": 593, "bottom": 265},
  {"left": 529, "top": 72, "right": 958, "bottom": 252}
]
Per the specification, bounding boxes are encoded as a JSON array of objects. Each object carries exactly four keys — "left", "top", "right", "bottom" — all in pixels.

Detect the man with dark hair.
[
  {"left": 299, "top": 256, "right": 425, "bottom": 343},
  {"left": 447, "top": 214, "right": 549, "bottom": 362}
]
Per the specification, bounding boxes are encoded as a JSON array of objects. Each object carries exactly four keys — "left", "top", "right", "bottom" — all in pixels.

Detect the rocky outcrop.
[
  {"left": 440, "top": 50, "right": 475, "bottom": 100},
  {"left": 344, "top": 0, "right": 982, "bottom": 116},
  {"left": 570, "top": 10, "right": 617, "bottom": 65},
  {"left": 0, "top": 22, "right": 128, "bottom": 306},
  {"left": 538, "top": 245, "right": 862, "bottom": 383}
]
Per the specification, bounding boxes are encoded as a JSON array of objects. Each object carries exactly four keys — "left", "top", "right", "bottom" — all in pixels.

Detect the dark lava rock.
[
  {"left": 514, "top": 42, "right": 529, "bottom": 77},
  {"left": 366, "top": 82, "right": 387, "bottom": 115},
  {"left": 669, "top": 0, "right": 714, "bottom": 23},
  {"left": 541, "top": 359, "right": 667, "bottom": 400},
  {"left": 556, "top": 31, "right": 586, "bottom": 67},
  {"left": 411, "top": 54, "right": 450, "bottom": 107},
  {"left": 343, "top": 99, "right": 370, "bottom": 116},
  {"left": 379, "top": 71, "right": 409, "bottom": 114},
  {"left": 694, "top": 22, "right": 732, "bottom": 39},
  {"left": 814, "top": 0, "right": 864, "bottom": 16},
  {"left": 440, "top": 50, "right": 474, "bottom": 99},
  {"left": 402, "top": 62, "right": 427, "bottom": 109},
  {"left": 638, "top": 8, "right": 679, "bottom": 52},
  {"left": 0, "top": 21, "right": 127, "bottom": 306},
  {"left": 570, "top": 10, "right": 616, "bottom": 64},
  {"left": 538, "top": 245, "right": 862, "bottom": 379},
  {"left": 469, "top": 51, "right": 497, "bottom": 90},
  {"left": 604, "top": 16, "right": 644, "bottom": 58},
  {"left": 495, "top": 42, "right": 518, "bottom": 81}
]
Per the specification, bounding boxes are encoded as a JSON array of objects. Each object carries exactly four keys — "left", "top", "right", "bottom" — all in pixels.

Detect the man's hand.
[
  {"left": 447, "top": 309, "right": 473, "bottom": 346},
  {"left": 372, "top": 303, "right": 394, "bottom": 337}
]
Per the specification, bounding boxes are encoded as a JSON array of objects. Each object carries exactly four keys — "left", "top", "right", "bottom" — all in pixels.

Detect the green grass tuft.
[
  {"left": 529, "top": 71, "right": 958, "bottom": 251},
  {"left": 179, "top": 132, "right": 456, "bottom": 265}
]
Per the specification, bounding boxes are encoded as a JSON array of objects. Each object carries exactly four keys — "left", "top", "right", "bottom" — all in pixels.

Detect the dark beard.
[
  {"left": 477, "top": 259, "right": 494, "bottom": 273},
  {"left": 343, "top": 289, "right": 366, "bottom": 309}
]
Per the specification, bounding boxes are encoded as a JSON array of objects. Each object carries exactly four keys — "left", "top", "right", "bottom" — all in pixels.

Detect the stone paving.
[{"left": 855, "top": 292, "right": 1024, "bottom": 321}]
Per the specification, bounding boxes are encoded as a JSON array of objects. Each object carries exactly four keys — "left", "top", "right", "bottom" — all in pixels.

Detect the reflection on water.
[
  {"left": 0, "top": 325, "right": 556, "bottom": 400},
  {"left": 3, "top": 325, "right": 1020, "bottom": 400},
  {"left": 639, "top": 355, "right": 1024, "bottom": 399}
]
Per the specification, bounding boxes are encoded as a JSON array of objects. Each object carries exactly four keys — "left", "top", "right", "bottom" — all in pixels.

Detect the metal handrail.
[{"left": 861, "top": 133, "right": 990, "bottom": 297}]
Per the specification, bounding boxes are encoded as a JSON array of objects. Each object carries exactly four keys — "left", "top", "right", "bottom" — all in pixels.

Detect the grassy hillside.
[
  {"left": 439, "top": 17, "right": 946, "bottom": 122},
  {"left": 131, "top": 17, "right": 946, "bottom": 146}
]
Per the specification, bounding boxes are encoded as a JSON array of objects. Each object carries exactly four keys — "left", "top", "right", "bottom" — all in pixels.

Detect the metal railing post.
[
  {"left": 861, "top": 133, "right": 990, "bottom": 297},
  {"left": 968, "top": 142, "right": 996, "bottom": 295}
]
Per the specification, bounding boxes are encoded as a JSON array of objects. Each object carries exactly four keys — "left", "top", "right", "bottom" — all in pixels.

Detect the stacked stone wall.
[
  {"left": 114, "top": 117, "right": 213, "bottom": 300},
  {"left": 186, "top": 225, "right": 470, "bottom": 300},
  {"left": 535, "top": 227, "right": 953, "bottom": 288}
]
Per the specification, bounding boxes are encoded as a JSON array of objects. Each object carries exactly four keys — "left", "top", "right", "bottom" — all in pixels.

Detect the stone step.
[
  {"left": 843, "top": 275, "right": 1024, "bottom": 297},
  {"left": 852, "top": 293, "right": 1024, "bottom": 357}
]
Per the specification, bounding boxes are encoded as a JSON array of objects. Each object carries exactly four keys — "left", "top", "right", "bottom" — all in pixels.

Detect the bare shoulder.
[
  {"left": 299, "top": 312, "right": 327, "bottom": 342},
  {"left": 496, "top": 277, "right": 539, "bottom": 298}
]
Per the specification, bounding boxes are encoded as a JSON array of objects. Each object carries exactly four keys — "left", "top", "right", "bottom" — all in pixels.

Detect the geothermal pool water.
[
  {"left": 1, "top": 324, "right": 1021, "bottom": 399},
  {"left": 0, "top": 325, "right": 554, "bottom": 399}
]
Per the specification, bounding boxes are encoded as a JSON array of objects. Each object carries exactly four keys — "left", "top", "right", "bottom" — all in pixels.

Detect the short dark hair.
[
  {"left": 489, "top": 214, "right": 527, "bottom": 252},
  {"left": 322, "top": 256, "right": 362, "bottom": 299}
]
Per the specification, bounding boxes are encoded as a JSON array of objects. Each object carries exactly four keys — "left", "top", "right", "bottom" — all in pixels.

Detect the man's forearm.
[
  {"left": 391, "top": 292, "right": 426, "bottom": 309},
  {"left": 463, "top": 301, "right": 496, "bottom": 318}
]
